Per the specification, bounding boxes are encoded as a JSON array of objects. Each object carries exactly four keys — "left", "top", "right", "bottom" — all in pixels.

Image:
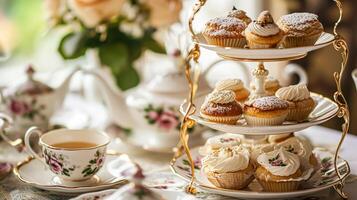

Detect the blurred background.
[{"left": 0, "top": 0, "right": 355, "bottom": 134}]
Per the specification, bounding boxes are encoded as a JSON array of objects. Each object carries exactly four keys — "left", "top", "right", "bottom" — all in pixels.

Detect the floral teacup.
[{"left": 24, "top": 127, "right": 110, "bottom": 182}]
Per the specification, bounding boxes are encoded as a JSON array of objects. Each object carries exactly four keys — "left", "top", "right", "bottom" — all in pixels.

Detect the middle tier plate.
[{"left": 180, "top": 93, "right": 338, "bottom": 135}]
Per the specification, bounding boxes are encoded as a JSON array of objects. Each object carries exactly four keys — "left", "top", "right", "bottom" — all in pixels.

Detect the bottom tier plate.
[{"left": 170, "top": 147, "right": 350, "bottom": 199}]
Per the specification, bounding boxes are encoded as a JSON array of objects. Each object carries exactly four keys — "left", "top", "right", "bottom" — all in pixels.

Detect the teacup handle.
[{"left": 24, "top": 127, "right": 46, "bottom": 166}]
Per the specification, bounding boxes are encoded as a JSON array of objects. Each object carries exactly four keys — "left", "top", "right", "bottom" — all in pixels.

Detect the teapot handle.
[
  {"left": 0, "top": 113, "right": 24, "bottom": 151},
  {"left": 283, "top": 63, "right": 308, "bottom": 85}
]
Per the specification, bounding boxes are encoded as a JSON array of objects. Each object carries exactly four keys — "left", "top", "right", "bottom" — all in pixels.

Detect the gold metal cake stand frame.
[{"left": 171, "top": 0, "right": 350, "bottom": 199}]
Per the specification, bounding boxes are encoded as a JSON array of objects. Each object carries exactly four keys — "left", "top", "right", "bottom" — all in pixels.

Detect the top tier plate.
[{"left": 195, "top": 32, "right": 335, "bottom": 62}]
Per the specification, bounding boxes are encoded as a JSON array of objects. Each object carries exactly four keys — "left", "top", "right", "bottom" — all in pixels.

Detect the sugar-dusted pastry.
[
  {"left": 276, "top": 84, "right": 316, "bottom": 121},
  {"left": 215, "top": 79, "right": 250, "bottom": 102},
  {"left": 227, "top": 7, "right": 252, "bottom": 25},
  {"left": 251, "top": 76, "right": 281, "bottom": 96},
  {"left": 244, "top": 11, "right": 284, "bottom": 48},
  {"left": 255, "top": 148, "right": 303, "bottom": 192},
  {"left": 278, "top": 12, "right": 324, "bottom": 47},
  {"left": 244, "top": 96, "right": 289, "bottom": 126},
  {"left": 275, "top": 135, "right": 318, "bottom": 171},
  {"left": 200, "top": 90, "right": 242, "bottom": 124},
  {"left": 203, "top": 17, "right": 247, "bottom": 47},
  {"left": 199, "top": 133, "right": 242, "bottom": 156},
  {"left": 202, "top": 146, "right": 254, "bottom": 189}
]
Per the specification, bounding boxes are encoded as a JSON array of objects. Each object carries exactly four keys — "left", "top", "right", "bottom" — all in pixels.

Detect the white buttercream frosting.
[
  {"left": 246, "top": 11, "right": 280, "bottom": 37},
  {"left": 276, "top": 136, "right": 313, "bottom": 170},
  {"left": 206, "top": 90, "right": 236, "bottom": 104},
  {"left": 202, "top": 146, "right": 250, "bottom": 173},
  {"left": 276, "top": 84, "right": 310, "bottom": 101},
  {"left": 257, "top": 148, "right": 300, "bottom": 176},
  {"left": 199, "top": 133, "right": 242, "bottom": 156},
  {"left": 215, "top": 79, "right": 244, "bottom": 91}
]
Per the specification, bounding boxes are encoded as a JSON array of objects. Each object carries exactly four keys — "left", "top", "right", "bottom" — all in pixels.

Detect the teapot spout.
[
  {"left": 55, "top": 68, "right": 81, "bottom": 108},
  {"left": 83, "top": 70, "right": 134, "bottom": 128}
]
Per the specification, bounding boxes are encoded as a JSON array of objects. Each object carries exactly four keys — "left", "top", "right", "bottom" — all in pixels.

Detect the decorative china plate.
[
  {"left": 170, "top": 147, "right": 350, "bottom": 199},
  {"left": 13, "top": 152, "right": 128, "bottom": 193},
  {"left": 196, "top": 32, "right": 335, "bottom": 61},
  {"left": 180, "top": 93, "right": 338, "bottom": 135}
]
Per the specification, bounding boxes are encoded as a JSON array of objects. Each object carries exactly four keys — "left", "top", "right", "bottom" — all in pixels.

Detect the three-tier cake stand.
[{"left": 171, "top": 0, "right": 351, "bottom": 199}]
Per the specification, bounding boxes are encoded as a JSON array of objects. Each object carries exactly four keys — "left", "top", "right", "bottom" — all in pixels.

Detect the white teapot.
[
  {"left": 86, "top": 68, "right": 217, "bottom": 149},
  {"left": 0, "top": 66, "right": 79, "bottom": 133}
]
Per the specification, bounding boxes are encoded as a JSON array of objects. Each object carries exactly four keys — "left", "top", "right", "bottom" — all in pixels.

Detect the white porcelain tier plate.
[
  {"left": 13, "top": 152, "right": 128, "bottom": 193},
  {"left": 180, "top": 93, "right": 338, "bottom": 135},
  {"left": 170, "top": 147, "right": 350, "bottom": 199},
  {"left": 196, "top": 32, "right": 335, "bottom": 61}
]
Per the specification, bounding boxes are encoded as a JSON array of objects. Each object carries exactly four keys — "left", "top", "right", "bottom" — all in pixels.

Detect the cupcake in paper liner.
[
  {"left": 277, "top": 12, "right": 324, "bottom": 48},
  {"left": 215, "top": 79, "right": 250, "bottom": 103},
  {"left": 255, "top": 148, "right": 313, "bottom": 192},
  {"left": 244, "top": 96, "right": 289, "bottom": 126},
  {"left": 203, "top": 17, "right": 247, "bottom": 48},
  {"left": 276, "top": 84, "right": 316, "bottom": 122},
  {"left": 202, "top": 146, "right": 255, "bottom": 189},
  {"left": 200, "top": 90, "right": 242, "bottom": 125}
]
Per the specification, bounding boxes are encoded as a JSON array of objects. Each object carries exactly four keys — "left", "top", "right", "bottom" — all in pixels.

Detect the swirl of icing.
[
  {"left": 257, "top": 148, "right": 300, "bottom": 176},
  {"left": 276, "top": 84, "right": 310, "bottom": 101},
  {"left": 246, "top": 11, "right": 280, "bottom": 37},
  {"left": 276, "top": 136, "right": 313, "bottom": 170},
  {"left": 202, "top": 146, "right": 250, "bottom": 173},
  {"left": 199, "top": 133, "right": 242, "bottom": 156},
  {"left": 207, "top": 90, "right": 236, "bottom": 104},
  {"left": 227, "top": 9, "right": 252, "bottom": 25},
  {"left": 215, "top": 79, "right": 244, "bottom": 91}
]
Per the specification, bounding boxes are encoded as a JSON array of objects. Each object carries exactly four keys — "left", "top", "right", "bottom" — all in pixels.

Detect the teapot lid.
[
  {"left": 146, "top": 72, "right": 188, "bottom": 94},
  {"left": 12, "top": 65, "right": 53, "bottom": 95}
]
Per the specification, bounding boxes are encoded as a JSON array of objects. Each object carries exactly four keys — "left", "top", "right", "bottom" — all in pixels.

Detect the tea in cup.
[{"left": 24, "top": 127, "right": 111, "bottom": 182}]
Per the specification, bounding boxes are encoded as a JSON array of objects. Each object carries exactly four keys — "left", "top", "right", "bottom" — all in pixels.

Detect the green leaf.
[
  {"left": 99, "top": 43, "right": 128, "bottom": 75},
  {"left": 114, "top": 65, "right": 140, "bottom": 90},
  {"left": 143, "top": 37, "right": 165, "bottom": 54},
  {"left": 89, "top": 160, "right": 96, "bottom": 164},
  {"left": 58, "top": 31, "right": 88, "bottom": 59}
]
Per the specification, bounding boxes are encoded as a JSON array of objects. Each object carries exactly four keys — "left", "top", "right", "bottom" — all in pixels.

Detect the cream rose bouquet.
[{"left": 45, "top": 0, "right": 182, "bottom": 90}]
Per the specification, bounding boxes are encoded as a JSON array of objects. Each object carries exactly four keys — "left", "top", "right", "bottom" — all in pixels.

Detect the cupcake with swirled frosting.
[
  {"left": 275, "top": 135, "right": 318, "bottom": 171},
  {"left": 277, "top": 12, "right": 324, "bottom": 47},
  {"left": 203, "top": 16, "right": 247, "bottom": 47},
  {"left": 276, "top": 84, "right": 316, "bottom": 121},
  {"left": 215, "top": 79, "right": 250, "bottom": 102},
  {"left": 200, "top": 90, "right": 242, "bottom": 124},
  {"left": 244, "top": 11, "right": 284, "bottom": 48},
  {"left": 202, "top": 146, "right": 254, "bottom": 189},
  {"left": 199, "top": 133, "right": 242, "bottom": 156},
  {"left": 255, "top": 148, "right": 303, "bottom": 192}
]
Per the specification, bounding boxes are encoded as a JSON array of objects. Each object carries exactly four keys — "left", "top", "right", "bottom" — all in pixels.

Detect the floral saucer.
[
  {"left": 170, "top": 147, "right": 350, "bottom": 199},
  {"left": 13, "top": 151, "right": 129, "bottom": 193}
]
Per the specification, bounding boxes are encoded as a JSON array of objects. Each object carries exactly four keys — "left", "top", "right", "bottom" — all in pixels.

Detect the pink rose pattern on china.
[
  {"left": 43, "top": 149, "right": 76, "bottom": 177},
  {"left": 7, "top": 98, "right": 47, "bottom": 121},
  {"left": 144, "top": 104, "right": 195, "bottom": 132}
]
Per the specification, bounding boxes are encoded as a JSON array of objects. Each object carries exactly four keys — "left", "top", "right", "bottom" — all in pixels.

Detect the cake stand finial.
[{"left": 250, "top": 62, "right": 269, "bottom": 100}]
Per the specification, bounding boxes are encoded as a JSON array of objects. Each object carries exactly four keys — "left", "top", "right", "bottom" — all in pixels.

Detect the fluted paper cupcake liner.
[
  {"left": 244, "top": 113, "right": 288, "bottom": 126},
  {"left": 200, "top": 112, "right": 241, "bottom": 125},
  {"left": 207, "top": 171, "right": 255, "bottom": 190},
  {"left": 286, "top": 106, "right": 315, "bottom": 122},
  {"left": 282, "top": 33, "right": 322, "bottom": 48},
  {"left": 204, "top": 36, "right": 246, "bottom": 48},
  {"left": 257, "top": 179, "right": 300, "bottom": 192}
]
